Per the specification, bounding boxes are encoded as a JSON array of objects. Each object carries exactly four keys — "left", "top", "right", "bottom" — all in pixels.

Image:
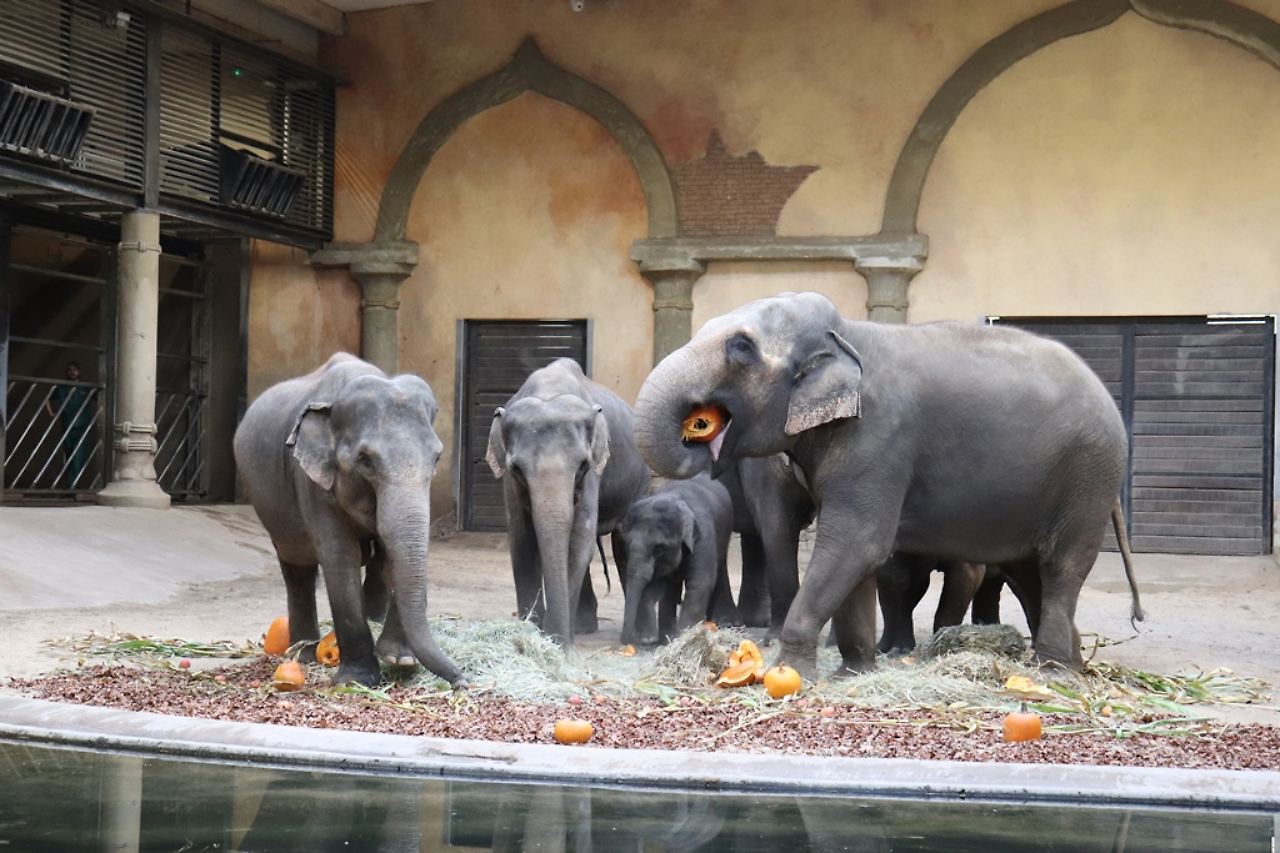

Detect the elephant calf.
[
  {"left": 613, "top": 474, "right": 736, "bottom": 646},
  {"left": 233, "top": 353, "right": 462, "bottom": 687}
]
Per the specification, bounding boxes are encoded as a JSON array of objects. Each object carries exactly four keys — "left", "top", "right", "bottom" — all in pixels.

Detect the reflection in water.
[{"left": 0, "top": 741, "right": 1273, "bottom": 851}]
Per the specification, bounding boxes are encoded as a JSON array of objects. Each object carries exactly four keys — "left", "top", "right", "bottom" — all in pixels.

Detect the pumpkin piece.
[
  {"left": 554, "top": 719, "right": 594, "bottom": 744},
  {"left": 715, "top": 659, "right": 760, "bottom": 688},
  {"left": 620, "top": 644, "right": 637, "bottom": 657},
  {"left": 728, "top": 639, "right": 764, "bottom": 668},
  {"left": 272, "top": 660, "right": 305, "bottom": 692},
  {"left": 316, "top": 631, "right": 340, "bottom": 666},
  {"left": 702, "top": 621, "right": 717, "bottom": 632},
  {"left": 1002, "top": 705, "right": 1042, "bottom": 742},
  {"left": 763, "top": 665, "right": 803, "bottom": 699},
  {"left": 681, "top": 405, "right": 728, "bottom": 442},
  {"left": 263, "top": 616, "right": 290, "bottom": 656}
]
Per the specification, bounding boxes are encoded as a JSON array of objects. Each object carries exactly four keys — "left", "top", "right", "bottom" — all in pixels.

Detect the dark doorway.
[
  {"left": 996, "top": 317, "right": 1275, "bottom": 555},
  {"left": 460, "top": 320, "right": 589, "bottom": 532}
]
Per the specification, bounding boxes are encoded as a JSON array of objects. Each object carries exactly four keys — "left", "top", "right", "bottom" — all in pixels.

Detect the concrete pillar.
[
  {"left": 98, "top": 210, "right": 170, "bottom": 509},
  {"left": 641, "top": 262, "right": 706, "bottom": 365},
  {"left": 855, "top": 255, "right": 923, "bottom": 325},
  {"left": 101, "top": 755, "right": 143, "bottom": 852},
  {"left": 309, "top": 241, "right": 418, "bottom": 376}
]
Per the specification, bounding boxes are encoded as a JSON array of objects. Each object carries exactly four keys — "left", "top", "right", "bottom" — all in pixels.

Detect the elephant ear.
[
  {"left": 785, "top": 331, "right": 864, "bottom": 436},
  {"left": 675, "top": 499, "right": 697, "bottom": 554},
  {"left": 286, "top": 402, "right": 336, "bottom": 491},
  {"left": 485, "top": 407, "right": 507, "bottom": 478},
  {"left": 589, "top": 404, "right": 610, "bottom": 475}
]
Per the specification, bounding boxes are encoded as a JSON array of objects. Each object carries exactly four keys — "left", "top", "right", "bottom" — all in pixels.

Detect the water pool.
[{"left": 0, "top": 740, "right": 1274, "bottom": 850}]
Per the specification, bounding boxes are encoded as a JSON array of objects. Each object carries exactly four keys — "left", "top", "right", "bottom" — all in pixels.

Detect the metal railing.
[
  {"left": 4, "top": 375, "right": 105, "bottom": 493},
  {"left": 154, "top": 387, "right": 206, "bottom": 497}
]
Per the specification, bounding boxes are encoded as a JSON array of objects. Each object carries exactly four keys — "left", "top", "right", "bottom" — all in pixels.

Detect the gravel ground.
[{"left": 13, "top": 659, "right": 1280, "bottom": 772}]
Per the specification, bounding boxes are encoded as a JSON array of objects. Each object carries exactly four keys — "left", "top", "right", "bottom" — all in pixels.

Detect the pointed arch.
[{"left": 373, "top": 38, "right": 677, "bottom": 242}]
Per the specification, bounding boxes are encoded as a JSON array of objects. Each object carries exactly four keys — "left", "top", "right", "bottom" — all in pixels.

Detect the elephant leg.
[
  {"left": 576, "top": 571, "right": 599, "bottom": 635},
  {"left": 933, "top": 561, "right": 983, "bottom": 634},
  {"left": 508, "top": 513, "right": 544, "bottom": 626},
  {"left": 658, "top": 581, "right": 680, "bottom": 644},
  {"left": 780, "top": 513, "right": 893, "bottom": 680},
  {"left": 736, "top": 534, "right": 770, "bottom": 628},
  {"left": 362, "top": 544, "right": 389, "bottom": 624},
  {"left": 280, "top": 559, "right": 320, "bottom": 662},
  {"left": 971, "top": 568, "right": 1004, "bottom": 625},
  {"left": 1032, "top": 544, "right": 1096, "bottom": 670},
  {"left": 707, "top": 548, "right": 738, "bottom": 626},
  {"left": 1002, "top": 560, "right": 1042, "bottom": 639},
  {"left": 677, "top": 538, "right": 721, "bottom": 633},
  {"left": 830, "top": 574, "right": 878, "bottom": 676},
  {"left": 374, "top": 599, "right": 415, "bottom": 667},
  {"left": 761, "top": 525, "right": 802, "bottom": 642},
  {"left": 876, "top": 555, "right": 930, "bottom": 654},
  {"left": 317, "top": 541, "right": 380, "bottom": 687}
]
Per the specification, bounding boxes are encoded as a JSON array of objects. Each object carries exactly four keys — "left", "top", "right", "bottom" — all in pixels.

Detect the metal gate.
[
  {"left": 153, "top": 252, "right": 210, "bottom": 498},
  {"left": 459, "top": 320, "right": 589, "bottom": 531},
  {"left": 2, "top": 226, "right": 112, "bottom": 497},
  {"left": 997, "top": 317, "right": 1275, "bottom": 555}
]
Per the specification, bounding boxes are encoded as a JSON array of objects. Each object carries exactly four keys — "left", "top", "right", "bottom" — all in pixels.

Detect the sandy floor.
[{"left": 3, "top": 505, "right": 1279, "bottom": 724}]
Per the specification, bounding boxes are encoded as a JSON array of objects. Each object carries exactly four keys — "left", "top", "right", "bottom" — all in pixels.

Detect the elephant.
[
  {"left": 233, "top": 353, "right": 462, "bottom": 687},
  {"left": 613, "top": 473, "right": 736, "bottom": 646},
  {"left": 633, "top": 291, "right": 1144, "bottom": 678},
  {"left": 486, "top": 358, "right": 650, "bottom": 647},
  {"left": 874, "top": 554, "right": 987, "bottom": 653},
  {"left": 719, "top": 454, "right": 815, "bottom": 632}
]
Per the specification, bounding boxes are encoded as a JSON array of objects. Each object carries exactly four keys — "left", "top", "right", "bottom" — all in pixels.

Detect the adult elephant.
[
  {"left": 633, "top": 292, "right": 1143, "bottom": 678},
  {"left": 486, "top": 358, "right": 650, "bottom": 647},
  {"left": 875, "top": 555, "right": 987, "bottom": 654},
  {"left": 234, "top": 353, "right": 462, "bottom": 687},
  {"left": 719, "top": 454, "right": 814, "bottom": 632}
]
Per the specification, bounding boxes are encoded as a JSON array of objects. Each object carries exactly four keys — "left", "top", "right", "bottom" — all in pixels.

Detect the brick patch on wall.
[{"left": 671, "top": 130, "right": 818, "bottom": 236}]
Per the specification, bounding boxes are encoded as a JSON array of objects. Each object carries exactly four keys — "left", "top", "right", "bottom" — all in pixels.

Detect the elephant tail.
[
  {"left": 596, "top": 536, "right": 611, "bottom": 593},
  {"left": 1112, "top": 497, "right": 1146, "bottom": 629}
]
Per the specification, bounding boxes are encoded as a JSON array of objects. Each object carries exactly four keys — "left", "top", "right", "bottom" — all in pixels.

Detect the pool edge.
[{"left": 0, "top": 694, "right": 1277, "bottom": 810}]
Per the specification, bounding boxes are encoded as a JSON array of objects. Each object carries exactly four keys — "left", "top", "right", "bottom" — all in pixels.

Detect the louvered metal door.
[
  {"left": 1002, "top": 318, "right": 1275, "bottom": 555},
  {"left": 461, "top": 321, "right": 589, "bottom": 532}
]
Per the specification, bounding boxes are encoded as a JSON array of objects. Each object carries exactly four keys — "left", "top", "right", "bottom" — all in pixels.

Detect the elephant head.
[
  {"left": 288, "top": 373, "right": 460, "bottom": 683},
  {"left": 616, "top": 495, "right": 695, "bottom": 646},
  {"left": 634, "top": 292, "right": 864, "bottom": 479},
  {"left": 486, "top": 394, "right": 609, "bottom": 646}
]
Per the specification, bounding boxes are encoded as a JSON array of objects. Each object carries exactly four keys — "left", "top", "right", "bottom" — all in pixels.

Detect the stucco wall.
[{"left": 242, "top": 0, "right": 1280, "bottom": 524}]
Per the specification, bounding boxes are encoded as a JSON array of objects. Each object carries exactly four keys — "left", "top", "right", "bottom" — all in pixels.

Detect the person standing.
[{"left": 45, "top": 361, "right": 94, "bottom": 488}]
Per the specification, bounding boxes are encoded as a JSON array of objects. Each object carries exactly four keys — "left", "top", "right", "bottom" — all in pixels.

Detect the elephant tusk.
[{"left": 708, "top": 424, "right": 728, "bottom": 461}]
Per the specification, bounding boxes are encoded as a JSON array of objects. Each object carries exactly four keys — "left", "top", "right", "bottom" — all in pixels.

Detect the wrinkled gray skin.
[
  {"left": 614, "top": 474, "right": 735, "bottom": 646},
  {"left": 634, "top": 292, "right": 1143, "bottom": 679},
  {"left": 719, "top": 454, "right": 815, "bottom": 633},
  {"left": 233, "top": 353, "right": 462, "bottom": 687},
  {"left": 487, "top": 359, "right": 650, "bottom": 647}
]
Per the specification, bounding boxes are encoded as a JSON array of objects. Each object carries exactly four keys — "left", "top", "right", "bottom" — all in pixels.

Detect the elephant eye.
[
  {"left": 726, "top": 332, "right": 758, "bottom": 366},
  {"left": 356, "top": 450, "right": 375, "bottom": 469}
]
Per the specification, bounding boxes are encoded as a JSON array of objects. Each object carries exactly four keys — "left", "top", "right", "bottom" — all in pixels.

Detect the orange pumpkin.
[
  {"left": 263, "top": 616, "right": 290, "bottom": 656},
  {"left": 728, "top": 639, "right": 764, "bottom": 668},
  {"left": 272, "top": 660, "right": 305, "bottom": 692},
  {"left": 681, "top": 405, "right": 728, "bottom": 442},
  {"left": 1002, "top": 705, "right": 1042, "bottom": 742},
  {"left": 762, "top": 665, "right": 803, "bottom": 699},
  {"left": 316, "top": 631, "right": 340, "bottom": 666},
  {"left": 715, "top": 659, "right": 760, "bottom": 688},
  {"left": 554, "top": 719, "right": 594, "bottom": 744}
]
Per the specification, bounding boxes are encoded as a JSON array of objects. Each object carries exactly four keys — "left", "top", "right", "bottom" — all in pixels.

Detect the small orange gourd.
[
  {"left": 1002, "top": 704, "right": 1042, "bottom": 742},
  {"left": 272, "top": 660, "right": 305, "bottom": 692},
  {"left": 681, "top": 405, "right": 728, "bottom": 442},
  {"left": 762, "top": 665, "right": 803, "bottom": 699},
  {"left": 263, "top": 616, "right": 290, "bottom": 656},
  {"left": 554, "top": 719, "right": 594, "bottom": 744},
  {"left": 316, "top": 631, "right": 340, "bottom": 666}
]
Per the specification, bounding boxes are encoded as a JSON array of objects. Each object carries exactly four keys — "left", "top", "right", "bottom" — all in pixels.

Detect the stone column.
[
  {"left": 639, "top": 261, "right": 706, "bottom": 365},
  {"left": 855, "top": 254, "right": 924, "bottom": 325},
  {"left": 98, "top": 210, "right": 170, "bottom": 509},
  {"left": 310, "top": 241, "right": 418, "bottom": 376}
]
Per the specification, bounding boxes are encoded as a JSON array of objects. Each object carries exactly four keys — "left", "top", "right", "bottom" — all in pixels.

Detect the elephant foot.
[
  {"left": 334, "top": 659, "right": 382, "bottom": 688},
  {"left": 574, "top": 611, "right": 599, "bottom": 635},
  {"left": 1032, "top": 650, "right": 1084, "bottom": 673},
  {"left": 375, "top": 634, "right": 417, "bottom": 668},
  {"left": 364, "top": 590, "right": 390, "bottom": 624},
  {"left": 833, "top": 654, "right": 876, "bottom": 678},
  {"left": 296, "top": 643, "right": 318, "bottom": 664},
  {"left": 779, "top": 638, "right": 819, "bottom": 682}
]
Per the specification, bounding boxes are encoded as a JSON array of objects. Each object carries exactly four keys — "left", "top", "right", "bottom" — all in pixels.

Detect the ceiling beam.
[{"left": 254, "top": 0, "right": 345, "bottom": 36}]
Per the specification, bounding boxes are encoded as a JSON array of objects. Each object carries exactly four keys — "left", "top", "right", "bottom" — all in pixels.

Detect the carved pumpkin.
[
  {"left": 272, "top": 660, "right": 305, "bottom": 692},
  {"left": 681, "top": 405, "right": 728, "bottom": 442},
  {"left": 316, "top": 631, "right": 340, "bottom": 666}
]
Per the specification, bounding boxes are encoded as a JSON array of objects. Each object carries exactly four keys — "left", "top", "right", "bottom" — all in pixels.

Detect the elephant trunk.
[
  {"left": 634, "top": 344, "right": 719, "bottom": 479},
  {"left": 620, "top": 561, "right": 653, "bottom": 646},
  {"left": 529, "top": 478, "right": 576, "bottom": 646},
  {"left": 378, "top": 488, "right": 463, "bottom": 685}
]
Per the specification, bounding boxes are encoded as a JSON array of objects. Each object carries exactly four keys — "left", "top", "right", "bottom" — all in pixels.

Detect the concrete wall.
[{"left": 242, "top": 0, "right": 1280, "bottom": 524}]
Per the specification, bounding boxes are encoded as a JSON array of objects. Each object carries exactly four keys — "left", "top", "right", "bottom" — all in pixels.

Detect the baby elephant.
[{"left": 613, "top": 474, "right": 735, "bottom": 646}]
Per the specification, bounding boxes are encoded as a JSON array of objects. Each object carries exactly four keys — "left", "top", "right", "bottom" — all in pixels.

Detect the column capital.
[
  {"left": 311, "top": 241, "right": 418, "bottom": 375},
  {"left": 310, "top": 240, "right": 419, "bottom": 279}
]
